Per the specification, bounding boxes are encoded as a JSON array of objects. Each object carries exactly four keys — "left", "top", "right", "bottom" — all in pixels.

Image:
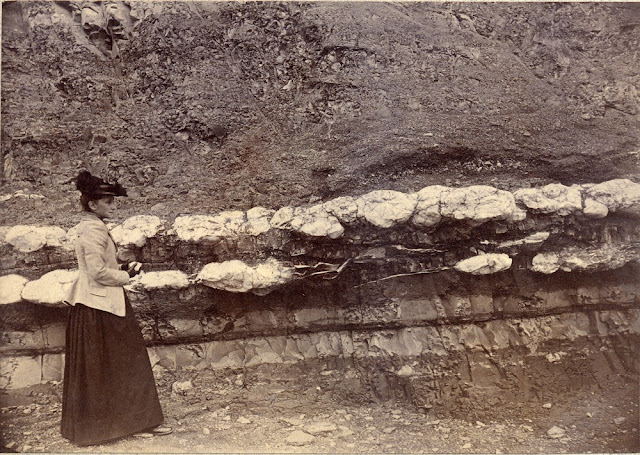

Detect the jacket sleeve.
[{"left": 80, "top": 223, "right": 131, "bottom": 286}]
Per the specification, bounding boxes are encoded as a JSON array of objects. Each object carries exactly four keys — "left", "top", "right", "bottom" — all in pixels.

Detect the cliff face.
[
  {"left": 1, "top": 180, "right": 639, "bottom": 421},
  {"left": 1, "top": 1, "right": 639, "bottom": 433},
  {"left": 1, "top": 1, "right": 639, "bottom": 224}
]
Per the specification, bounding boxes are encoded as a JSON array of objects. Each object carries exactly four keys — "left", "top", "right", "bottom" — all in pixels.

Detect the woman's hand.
[{"left": 126, "top": 261, "right": 143, "bottom": 278}]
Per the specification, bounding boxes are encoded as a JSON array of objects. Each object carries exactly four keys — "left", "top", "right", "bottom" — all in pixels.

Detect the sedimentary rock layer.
[
  {"left": 1, "top": 180, "right": 639, "bottom": 389},
  {"left": 2, "top": 179, "right": 640, "bottom": 297}
]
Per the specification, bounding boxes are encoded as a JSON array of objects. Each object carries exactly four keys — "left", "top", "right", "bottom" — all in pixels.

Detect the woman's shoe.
[
  {"left": 151, "top": 426, "right": 173, "bottom": 435},
  {"left": 134, "top": 426, "right": 173, "bottom": 438}
]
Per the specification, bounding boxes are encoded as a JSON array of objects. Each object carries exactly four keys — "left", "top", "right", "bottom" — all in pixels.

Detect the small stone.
[
  {"left": 171, "top": 380, "right": 194, "bottom": 395},
  {"left": 614, "top": 417, "right": 626, "bottom": 425},
  {"left": 5, "top": 442, "right": 16, "bottom": 450},
  {"left": 23, "top": 431, "right": 33, "bottom": 436},
  {"left": 304, "top": 422, "right": 337, "bottom": 435},
  {"left": 286, "top": 430, "right": 315, "bottom": 446},
  {"left": 22, "top": 445, "right": 33, "bottom": 452},
  {"left": 383, "top": 427, "right": 396, "bottom": 434},
  {"left": 150, "top": 203, "right": 167, "bottom": 213},
  {"left": 547, "top": 426, "right": 565, "bottom": 439},
  {"left": 587, "top": 412, "right": 593, "bottom": 418},
  {"left": 203, "top": 428, "right": 210, "bottom": 435},
  {"left": 337, "top": 426, "right": 354, "bottom": 438},
  {"left": 475, "top": 421, "right": 486, "bottom": 427},
  {"left": 462, "top": 443, "right": 472, "bottom": 449},
  {"left": 543, "top": 403, "right": 552, "bottom": 409},
  {"left": 237, "top": 416, "right": 252, "bottom": 424},
  {"left": 23, "top": 408, "right": 33, "bottom": 415},
  {"left": 281, "top": 417, "right": 303, "bottom": 426}
]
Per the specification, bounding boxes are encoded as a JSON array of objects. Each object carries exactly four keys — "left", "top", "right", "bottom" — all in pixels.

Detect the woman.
[{"left": 61, "top": 170, "right": 171, "bottom": 445}]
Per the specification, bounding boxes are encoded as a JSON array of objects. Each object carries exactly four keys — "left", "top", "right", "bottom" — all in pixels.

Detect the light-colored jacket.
[{"left": 64, "top": 212, "right": 130, "bottom": 317}]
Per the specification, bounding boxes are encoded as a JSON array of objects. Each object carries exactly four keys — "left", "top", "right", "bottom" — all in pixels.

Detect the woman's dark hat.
[{"left": 76, "top": 170, "right": 128, "bottom": 197}]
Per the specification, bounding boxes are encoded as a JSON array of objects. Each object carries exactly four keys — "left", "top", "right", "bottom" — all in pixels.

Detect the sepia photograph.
[{"left": 1, "top": 0, "right": 639, "bottom": 453}]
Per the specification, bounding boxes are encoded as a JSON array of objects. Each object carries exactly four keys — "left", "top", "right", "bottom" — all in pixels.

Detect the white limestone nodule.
[
  {"left": 271, "top": 205, "right": 344, "bottom": 239},
  {"left": 586, "top": 179, "right": 640, "bottom": 214},
  {"left": 290, "top": 205, "right": 344, "bottom": 239},
  {"left": 532, "top": 245, "right": 639, "bottom": 273},
  {"left": 0, "top": 274, "right": 29, "bottom": 305},
  {"left": 441, "top": 186, "right": 517, "bottom": 222},
  {"left": 197, "top": 258, "right": 294, "bottom": 294},
  {"left": 21, "top": 269, "right": 78, "bottom": 305},
  {"left": 582, "top": 198, "right": 609, "bottom": 218},
  {"left": 454, "top": 253, "right": 512, "bottom": 275},
  {"left": 5, "top": 225, "right": 66, "bottom": 253},
  {"left": 270, "top": 206, "right": 296, "bottom": 229},
  {"left": 132, "top": 270, "right": 190, "bottom": 291},
  {"left": 356, "top": 190, "right": 418, "bottom": 228},
  {"left": 323, "top": 196, "right": 359, "bottom": 224},
  {"left": 172, "top": 213, "right": 235, "bottom": 243},
  {"left": 531, "top": 253, "right": 561, "bottom": 274},
  {"left": 111, "top": 215, "right": 164, "bottom": 248},
  {"left": 242, "top": 207, "right": 276, "bottom": 235},
  {"left": 411, "top": 185, "right": 450, "bottom": 227},
  {"left": 514, "top": 183, "right": 582, "bottom": 216},
  {"left": 5, "top": 225, "right": 46, "bottom": 253}
]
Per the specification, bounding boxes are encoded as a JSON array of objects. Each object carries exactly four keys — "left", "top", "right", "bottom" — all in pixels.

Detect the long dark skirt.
[{"left": 61, "top": 298, "right": 164, "bottom": 446}]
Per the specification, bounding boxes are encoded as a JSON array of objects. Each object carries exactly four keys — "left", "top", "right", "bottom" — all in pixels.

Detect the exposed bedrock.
[{"left": 1, "top": 180, "right": 639, "bottom": 390}]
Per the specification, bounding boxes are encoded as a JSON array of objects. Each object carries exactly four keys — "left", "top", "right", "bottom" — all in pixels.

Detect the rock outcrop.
[{"left": 2, "top": 180, "right": 640, "bottom": 311}]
